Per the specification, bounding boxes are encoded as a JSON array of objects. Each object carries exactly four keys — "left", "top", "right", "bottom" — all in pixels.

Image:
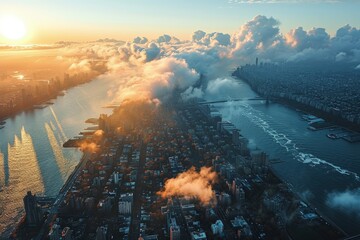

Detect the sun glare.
[{"left": 0, "top": 15, "right": 27, "bottom": 40}]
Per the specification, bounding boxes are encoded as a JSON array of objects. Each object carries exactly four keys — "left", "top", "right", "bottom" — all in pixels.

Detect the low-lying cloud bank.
[{"left": 52, "top": 15, "right": 360, "bottom": 105}]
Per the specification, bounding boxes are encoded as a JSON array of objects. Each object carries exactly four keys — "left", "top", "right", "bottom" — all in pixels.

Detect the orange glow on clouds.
[{"left": 158, "top": 166, "right": 218, "bottom": 206}]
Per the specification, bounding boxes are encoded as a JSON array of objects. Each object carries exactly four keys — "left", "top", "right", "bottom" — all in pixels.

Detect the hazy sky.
[{"left": 0, "top": 0, "right": 359, "bottom": 44}]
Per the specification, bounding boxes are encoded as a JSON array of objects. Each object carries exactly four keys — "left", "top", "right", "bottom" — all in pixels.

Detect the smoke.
[
  {"left": 94, "top": 130, "right": 104, "bottom": 137},
  {"left": 157, "top": 167, "right": 218, "bottom": 205},
  {"left": 79, "top": 142, "right": 99, "bottom": 153},
  {"left": 326, "top": 188, "right": 360, "bottom": 217}
]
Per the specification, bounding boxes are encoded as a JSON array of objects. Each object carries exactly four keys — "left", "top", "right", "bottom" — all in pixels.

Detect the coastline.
[
  {"left": 268, "top": 165, "right": 348, "bottom": 237},
  {"left": 0, "top": 78, "right": 110, "bottom": 239},
  {"left": 8, "top": 99, "right": 348, "bottom": 239},
  {"left": 232, "top": 75, "right": 360, "bottom": 133},
  {"left": 197, "top": 102, "right": 346, "bottom": 238},
  {"left": 0, "top": 74, "right": 98, "bottom": 127},
  {"left": 223, "top": 75, "right": 352, "bottom": 236},
  {"left": 204, "top": 100, "right": 348, "bottom": 237},
  {"left": 10, "top": 144, "right": 93, "bottom": 239}
]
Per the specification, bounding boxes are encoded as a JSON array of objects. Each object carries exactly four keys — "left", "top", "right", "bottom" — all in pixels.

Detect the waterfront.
[
  {"left": 215, "top": 77, "right": 360, "bottom": 235},
  {"left": 0, "top": 78, "right": 114, "bottom": 237},
  {"left": 1, "top": 75, "right": 360, "bottom": 237}
]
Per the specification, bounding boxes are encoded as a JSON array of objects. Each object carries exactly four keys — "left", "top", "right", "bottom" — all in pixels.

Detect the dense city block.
[
  {"left": 14, "top": 102, "right": 344, "bottom": 240},
  {"left": 233, "top": 62, "right": 360, "bottom": 129}
]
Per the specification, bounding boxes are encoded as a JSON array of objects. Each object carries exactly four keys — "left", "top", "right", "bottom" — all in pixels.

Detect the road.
[{"left": 129, "top": 142, "right": 147, "bottom": 240}]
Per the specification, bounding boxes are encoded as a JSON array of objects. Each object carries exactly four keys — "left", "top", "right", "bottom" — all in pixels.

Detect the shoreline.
[
  {"left": 222, "top": 76, "right": 353, "bottom": 236},
  {"left": 0, "top": 75, "right": 99, "bottom": 127},
  {"left": 228, "top": 76, "right": 353, "bottom": 235},
  {"left": 268, "top": 165, "right": 348, "bottom": 237},
  {"left": 10, "top": 147, "right": 93, "bottom": 239},
  {"left": 1, "top": 78, "right": 104, "bottom": 238},
  {"left": 8, "top": 99, "right": 348, "bottom": 239},
  {"left": 196, "top": 102, "right": 347, "bottom": 238},
  {"left": 232, "top": 75, "right": 360, "bottom": 134}
]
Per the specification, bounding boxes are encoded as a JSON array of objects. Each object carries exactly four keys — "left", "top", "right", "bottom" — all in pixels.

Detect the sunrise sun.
[{"left": 0, "top": 15, "right": 27, "bottom": 40}]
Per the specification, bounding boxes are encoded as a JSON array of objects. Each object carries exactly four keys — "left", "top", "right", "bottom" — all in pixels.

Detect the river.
[
  {"left": 0, "top": 78, "right": 114, "bottom": 237},
  {"left": 214, "top": 77, "right": 360, "bottom": 236},
  {"left": 1, "top": 75, "right": 359, "bottom": 236}
]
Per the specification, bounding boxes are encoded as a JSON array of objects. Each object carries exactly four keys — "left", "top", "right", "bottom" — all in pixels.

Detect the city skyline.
[
  {"left": 1, "top": 0, "right": 360, "bottom": 44},
  {"left": 1, "top": 1, "right": 360, "bottom": 239}
]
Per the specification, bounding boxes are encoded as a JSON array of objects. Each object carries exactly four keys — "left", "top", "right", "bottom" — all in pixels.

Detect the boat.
[
  {"left": 33, "top": 104, "right": 47, "bottom": 109},
  {"left": 327, "top": 133, "right": 338, "bottom": 139},
  {"left": 302, "top": 114, "right": 326, "bottom": 123}
]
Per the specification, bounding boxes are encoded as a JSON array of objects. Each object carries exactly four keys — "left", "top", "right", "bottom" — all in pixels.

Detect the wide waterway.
[
  {"left": 0, "top": 78, "right": 114, "bottom": 237},
  {"left": 1, "top": 75, "right": 359, "bottom": 237},
  {"left": 215, "top": 77, "right": 360, "bottom": 236}
]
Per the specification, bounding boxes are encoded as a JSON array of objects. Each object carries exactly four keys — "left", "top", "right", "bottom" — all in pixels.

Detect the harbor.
[{"left": 301, "top": 114, "right": 360, "bottom": 143}]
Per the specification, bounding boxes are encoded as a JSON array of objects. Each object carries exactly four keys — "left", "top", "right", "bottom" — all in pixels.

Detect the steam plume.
[{"left": 158, "top": 167, "right": 217, "bottom": 205}]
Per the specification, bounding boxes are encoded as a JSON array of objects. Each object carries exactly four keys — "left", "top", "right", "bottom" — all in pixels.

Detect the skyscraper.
[
  {"left": 170, "top": 225, "right": 181, "bottom": 240},
  {"left": 23, "top": 191, "right": 42, "bottom": 227}
]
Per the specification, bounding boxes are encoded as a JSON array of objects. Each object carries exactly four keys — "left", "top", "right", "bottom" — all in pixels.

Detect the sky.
[{"left": 0, "top": 0, "right": 359, "bottom": 44}]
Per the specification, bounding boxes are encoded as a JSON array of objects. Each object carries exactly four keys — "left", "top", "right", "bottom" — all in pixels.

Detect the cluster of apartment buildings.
[
  {"left": 18, "top": 102, "right": 343, "bottom": 239},
  {"left": 234, "top": 63, "right": 360, "bottom": 126}
]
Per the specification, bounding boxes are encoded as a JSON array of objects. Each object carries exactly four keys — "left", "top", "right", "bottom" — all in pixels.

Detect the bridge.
[
  {"left": 36, "top": 196, "right": 56, "bottom": 201},
  {"left": 343, "top": 234, "right": 360, "bottom": 240},
  {"left": 197, "top": 97, "right": 268, "bottom": 105},
  {"left": 36, "top": 196, "right": 56, "bottom": 205}
]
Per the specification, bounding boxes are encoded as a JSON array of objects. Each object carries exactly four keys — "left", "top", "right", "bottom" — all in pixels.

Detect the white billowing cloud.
[
  {"left": 331, "top": 25, "right": 360, "bottom": 62},
  {"left": 143, "top": 42, "right": 161, "bottom": 62},
  {"left": 229, "top": 0, "right": 345, "bottom": 3},
  {"left": 181, "top": 87, "right": 204, "bottom": 101},
  {"left": 230, "top": 15, "right": 290, "bottom": 62},
  {"left": 157, "top": 34, "right": 180, "bottom": 44},
  {"left": 286, "top": 27, "right": 330, "bottom": 51},
  {"left": 336, "top": 52, "right": 347, "bottom": 62},
  {"left": 287, "top": 48, "right": 332, "bottom": 62},
  {"left": 175, "top": 47, "right": 229, "bottom": 80},
  {"left": 53, "top": 15, "right": 360, "bottom": 105},
  {"left": 61, "top": 42, "right": 122, "bottom": 60},
  {"left": 157, "top": 34, "right": 172, "bottom": 43},
  {"left": 193, "top": 31, "right": 231, "bottom": 46},
  {"left": 116, "top": 41, "right": 162, "bottom": 63},
  {"left": 68, "top": 59, "right": 91, "bottom": 73},
  {"left": 192, "top": 30, "right": 206, "bottom": 42},
  {"left": 104, "top": 56, "right": 199, "bottom": 104},
  {"left": 205, "top": 78, "right": 242, "bottom": 99},
  {"left": 327, "top": 188, "right": 360, "bottom": 216},
  {"left": 133, "top": 36, "right": 148, "bottom": 44}
]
